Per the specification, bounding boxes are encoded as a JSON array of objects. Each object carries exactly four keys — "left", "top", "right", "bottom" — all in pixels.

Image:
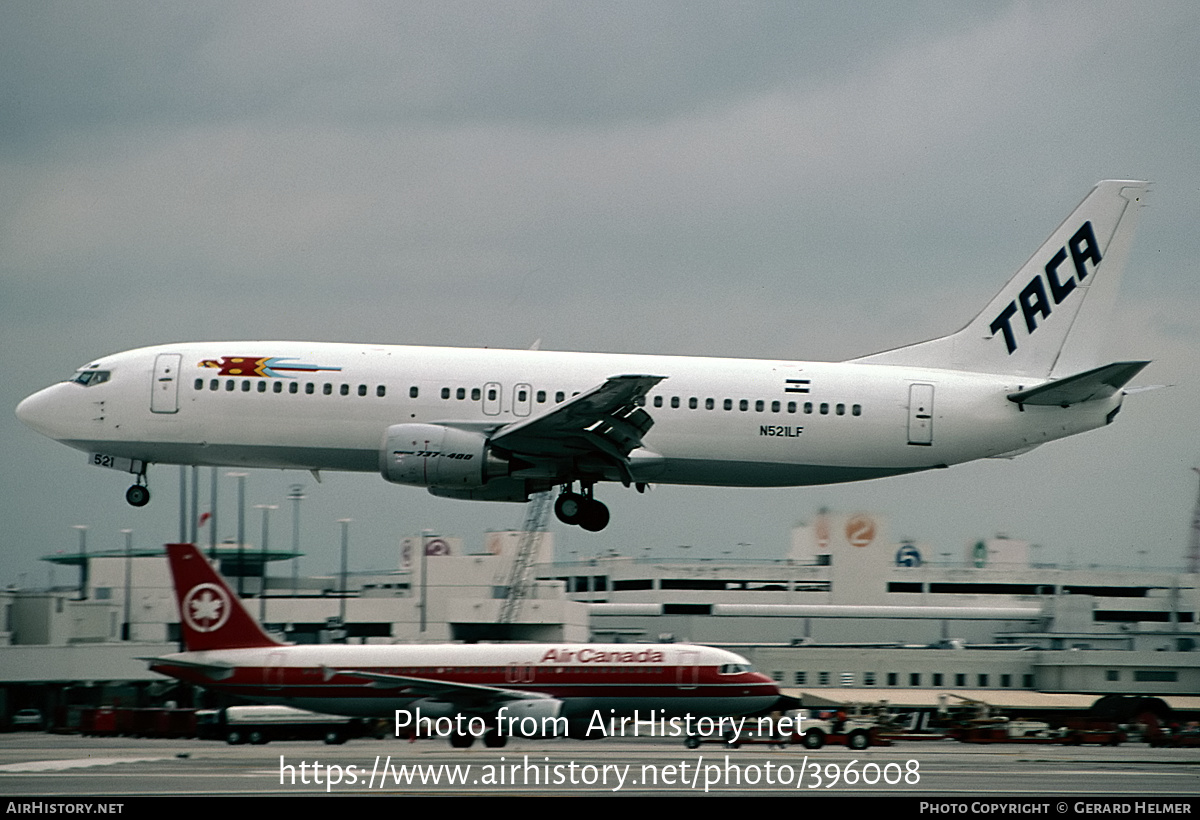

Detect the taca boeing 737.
[
  {"left": 148, "top": 543, "right": 781, "bottom": 746},
  {"left": 17, "top": 180, "right": 1151, "bottom": 531}
]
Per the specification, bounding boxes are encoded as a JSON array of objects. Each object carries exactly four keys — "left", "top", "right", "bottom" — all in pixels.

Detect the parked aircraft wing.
[{"left": 339, "top": 669, "right": 554, "bottom": 702}]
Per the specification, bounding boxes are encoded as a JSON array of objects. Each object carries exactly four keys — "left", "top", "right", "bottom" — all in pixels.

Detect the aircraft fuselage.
[
  {"left": 15, "top": 181, "right": 1152, "bottom": 528},
  {"left": 150, "top": 641, "right": 780, "bottom": 720},
  {"left": 17, "top": 341, "right": 1117, "bottom": 489}
]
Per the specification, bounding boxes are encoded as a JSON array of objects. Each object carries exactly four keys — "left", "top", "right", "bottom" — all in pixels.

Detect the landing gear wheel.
[
  {"left": 125, "top": 485, "right": 150, "bottom": 507},
  {"left": 554, "top": 492, "right": 584, "bottom": 525},
  {"left": 483, "top": 729, "right": 507, "bottom": 748},
  {"left": 449, "top": 730, "right": 475, "bottom": 749},
  {"left": 578, "top": 499, "right": 610, "bottom": 532}
]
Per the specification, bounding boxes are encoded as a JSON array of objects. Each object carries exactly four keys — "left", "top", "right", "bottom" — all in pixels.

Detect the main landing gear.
[{"left": 553, "top": 484, "right": 610, "bottom": 532}]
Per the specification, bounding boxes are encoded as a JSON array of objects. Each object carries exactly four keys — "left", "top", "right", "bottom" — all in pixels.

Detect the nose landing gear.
[
  {"left": 125, "top": 470, "right": 150, "bottom": 507},
  {"left": 553, "top": 483, "right": 609, "bottom": 531}
]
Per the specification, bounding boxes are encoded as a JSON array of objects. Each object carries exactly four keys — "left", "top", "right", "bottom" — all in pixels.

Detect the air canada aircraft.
[
  {"left": 147, "top": 543, "right": 781, "bottom": 746},
  {"left": 17, "top": 180, "right": 1151, "bottom": 531}
]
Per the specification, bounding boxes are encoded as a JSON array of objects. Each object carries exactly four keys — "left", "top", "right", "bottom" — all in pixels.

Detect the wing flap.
[{"left": 490, "top": 374, "right": 665, "bottom": 478}]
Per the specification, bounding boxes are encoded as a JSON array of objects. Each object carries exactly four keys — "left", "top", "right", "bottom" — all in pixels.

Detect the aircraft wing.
[
  {"left": 339, "top": 670, "right": 554, "bottom": 704},
  {"left": 488, "top": 374, "right": 665, "bottom": 485}
]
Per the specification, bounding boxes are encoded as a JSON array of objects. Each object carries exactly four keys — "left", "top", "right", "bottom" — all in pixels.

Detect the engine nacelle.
[
  {"left": 380, "top": 424, "right": 508, "bottom": 488},
  {"left": 429, "top": 478, "right": 531, "bottom": 502},
  {"left": 399, "top": 699, "right": 457, "bottom": 720}
]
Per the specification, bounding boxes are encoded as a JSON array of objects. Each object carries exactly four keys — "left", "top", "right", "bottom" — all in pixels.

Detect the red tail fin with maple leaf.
[{"left": 165, "top": 543, "right": 283, "bottom": 651}]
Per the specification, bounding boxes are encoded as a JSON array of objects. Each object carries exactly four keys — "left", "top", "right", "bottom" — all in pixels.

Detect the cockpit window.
[
  {"left": 718, "top": 663, "right": 755, "bottom": 675},
  {"left": 70, "top": 370, "right": 111, "bottom": 387}
]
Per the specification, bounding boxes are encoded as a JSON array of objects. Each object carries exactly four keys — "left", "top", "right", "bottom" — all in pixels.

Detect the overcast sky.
[{"left": 2, "top": 1, "right": 1198, "bottom": 585}]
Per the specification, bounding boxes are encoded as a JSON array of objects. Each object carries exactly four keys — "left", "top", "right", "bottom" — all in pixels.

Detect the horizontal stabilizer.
[
  {"left": 1006, "top": 361, "right": 1150, "bottom": 407},
  {"left": 140, "top": 656, "right": 235, "bottom": 680}
]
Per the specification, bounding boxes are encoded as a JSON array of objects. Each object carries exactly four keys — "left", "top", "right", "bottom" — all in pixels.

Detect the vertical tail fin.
[
  {"left": 165, "top": 543, "right": 282, "bottom": 651},
  {"left": 852, "top": 180, "right": 1150, "bottom": 377}
]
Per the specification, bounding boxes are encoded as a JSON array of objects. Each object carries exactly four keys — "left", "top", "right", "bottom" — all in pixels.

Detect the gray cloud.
[{"left": 3, "top": 1, "right": 1198, "bottom": 583}]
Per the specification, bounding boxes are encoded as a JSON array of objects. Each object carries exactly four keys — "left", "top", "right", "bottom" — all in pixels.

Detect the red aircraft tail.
[{"left": 165, "top": 543, "right": 283, "bottom": 651}]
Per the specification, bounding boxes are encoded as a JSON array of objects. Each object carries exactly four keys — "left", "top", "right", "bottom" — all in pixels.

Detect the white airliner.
[
  {"left": 17, "top": 180, "right": 1151, "bottom": 531},
  {"left": 149, "top": 543, "right": 781, "bottom": 746}
]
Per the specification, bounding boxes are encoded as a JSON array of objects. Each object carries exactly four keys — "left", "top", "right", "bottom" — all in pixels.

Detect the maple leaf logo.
[
  {"left": 182, "top": 583, "right": 231, "bottom": 632},
  {"left": 190, "top": 590, "right": 223, "bottom": 624}
]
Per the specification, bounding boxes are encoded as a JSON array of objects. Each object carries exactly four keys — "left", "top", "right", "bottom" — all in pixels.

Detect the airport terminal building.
[{"left": 1, "top": 511, "right": 1197, "bottom": 725}]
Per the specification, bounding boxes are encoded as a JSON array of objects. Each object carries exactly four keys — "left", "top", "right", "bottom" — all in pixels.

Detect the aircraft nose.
[
  {"left": 755, "top": 672, "right": 781, "bottom": 692},
  {"left": 16, "top": 385, "right": 67, "bottom": 439}
]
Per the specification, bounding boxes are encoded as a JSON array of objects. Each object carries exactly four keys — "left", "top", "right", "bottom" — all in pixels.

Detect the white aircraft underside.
[{"left": 16, "top": 181, "right": 1153, "bottom": 531}]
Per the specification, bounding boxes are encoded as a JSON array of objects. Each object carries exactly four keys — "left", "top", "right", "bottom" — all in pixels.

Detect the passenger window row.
[
  {"left": 194, "top": 379, "right": 386, "bottom": 397},
  {"left": 435, "top": 387, "right": 572, "bottom": 404},
  {"left": 190, "top": 377, "right": 861, "bottom": 416},
  {"left": 641, "top": 395, "right": 863, "bottom": 416}
]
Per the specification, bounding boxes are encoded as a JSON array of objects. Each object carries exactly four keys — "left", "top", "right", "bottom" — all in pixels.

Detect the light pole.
[
  {"left": 338, "top": 519, "right": 351, "bottom": 631},
  {"left": 121, "top": 529, "right": 133, "bottom": 640},
  {"left": 287, "top": 484, "right": 305, "bottom": 595},
  {"left": 178, "top": 465, "right": 188, "bottom": 543},
  {"left": 419, "top": 530, "right": 430, "bottom": 634},
  {"left": 208, "top": 468, "right": 219, "bottom": 560},
  {"left": 1188, "top": 467, "right": 1200, "bottom": 575},
  {"left": 256, "top": 504, "right": 277, "bottom": 622},
  {"left": 227, "top": 472, "right": 248, "bottom": 596},
  {"left": 72, "top": 525, "right": 88, "bottom": 600},
  {"left": 189, "top": 465, "right": 200, "bottom": 545}
]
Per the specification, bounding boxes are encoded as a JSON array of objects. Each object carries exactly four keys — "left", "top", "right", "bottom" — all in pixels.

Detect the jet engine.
[
  {"left": 498, "top": 698, "right": 563, "bottom": 720},
  {"left": 495, "top": 698, "right": 565, "bottom": 734},
  {"left": 429, "top": 479, "right": 532, "bottom": 502},
  {"left": 380, "top": 424, "right": 509, "bottom": 488}
]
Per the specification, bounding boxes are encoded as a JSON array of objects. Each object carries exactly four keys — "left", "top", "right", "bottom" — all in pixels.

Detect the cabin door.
[
  {"left": 483, "top": 382, "right": 502, "bottom": 415},
  {"left": 907, "top": 383, "right": 934, "bottom": 445},
  {"left": 264, "top": 651, "right": 286, "bottom": 691},
  {"left": 151, "top": 353, "right": 182, "bottom": 414},
  {"left": 512, "top": 383, "right": 532, "bottom": 417},
  {"left": 675, "top": 650, "right": 699, "bottom": 690}
]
